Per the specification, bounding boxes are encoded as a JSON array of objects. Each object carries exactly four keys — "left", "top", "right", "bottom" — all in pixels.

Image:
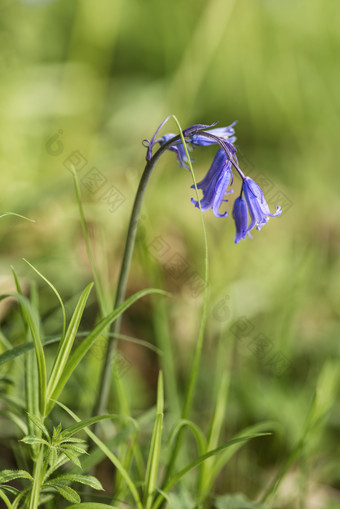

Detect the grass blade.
[
  {"left": 144, "top": 372, "right": 164, "bottom": 509},
  {"left": 152, "top": 433, "right": 271, "bottom": 509},
  {"left": 0, "top": 337, "right": 60, "bottom": 368},
  {"left": 46, "top": 283, "right": 93, "bottom": 404},
  {"left": 23, "top": 259, "right": 67, "bottom": 341},
  {"left": 1, "top": 290, "right": 46, "bottom": 417},
  {"left": 61, "top": 414, "right": 136, "bottom": 438},
  {"left": 46, "top": 288, "right": 166, "bottom": 415},
  {"left": 0, "top": 489, "right": 13, "bottom": 509}
]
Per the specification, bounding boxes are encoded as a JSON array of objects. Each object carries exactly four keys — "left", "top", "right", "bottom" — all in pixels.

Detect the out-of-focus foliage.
[{"left": 0, "top": 0, "right": 339, "bottom": 507}]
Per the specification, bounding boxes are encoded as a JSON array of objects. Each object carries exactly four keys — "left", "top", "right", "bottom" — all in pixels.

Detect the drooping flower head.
[
  {"left": 143, "top": 118, "right": 282, "bottom": 244},
  {"left": 233, "top": 196, "right": 251, "bottom": 244},
  {"left": 191, "top": 149, "right": 233, "bottom": 218},
  {"left": 242, "top": 177, "right": 282, "bottom": 231}
]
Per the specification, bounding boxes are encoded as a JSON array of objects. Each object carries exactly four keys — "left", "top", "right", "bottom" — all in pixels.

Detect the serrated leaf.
[
  {"left": 53, "top": 423, "right": 62, "bottom": 439},
  {"left": 56, "top": 401, "right": 143, "bottom": 509},
  {"left": 61, "top": 443, "right": 87, "bottom": 455},
  {"left": 47, "top": 448, "right": 58, "bottom": 468},
  {"left": 0, "top": 470, "right": 33, "bottom": 483},
  {"left": 21, "top": 436, "right": 49, "bottom": 447},
  {"left": 61, "top": 449, "right": 82, "bottom": 468},
  {"left": 49, "top": 474, "right": 103, "bottom": 491},
  {"left": 26, "top": 412, "right": 50, "bottom": 439},
  {"left": 44, "top": 482, "right": 80, "bottom": 503},
  {"left": 60, "top": 437, "right": 86, "bottom": 444}
]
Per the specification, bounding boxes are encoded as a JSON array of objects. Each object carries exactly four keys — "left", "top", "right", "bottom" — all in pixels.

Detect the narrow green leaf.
[
  {"left": 60, "top": 437, "right": 86, "bottom": 444},
  {"left": 153, "top": 434, "right": 270, "bottom": 509},
  {"left": 0, "top": 485, "right": 20, "bottom": 496},
  {"left": 61, "top": 414, "right": 129, "bottom": 439},
  {"left": 0, "top": 488, "right": 13, "bottom": 509},
  {"left": 0, "top": 291, "right": 47, "bottom": 416},
  {"left": 44, "top": 482, "right": 80, "bottom": 503},
  {"left": 61, "top": 443, "right": 87, "bottom": 455},
  {"left": 0, "top": 212, "right": 34, "bottom": 222},
  {"left": 0, "top": 337, "right": 59, "bottom": 368},
  {"left": 167, "top": 420, "right": 206, "bottom": 457},
  {"left": 21, "top": 437, "right": 49, "bottom": 447},
  {"left": 46, "top": 288, "right": 167, "bottom": 415},
  {"left": 210, "top": 422, "right": 277, "bottom": 490},
  {"left": 61, "top": 449, "right": 82, "bottom": 469},
  {"left": 46, "top": 283, "right": 93, "bottom": 403},
  {"left": 144, "top": 372, "right": 164, "bottom": 509},
  {"left": 26, "top": 412, "right": 50, "bottom": 439},
  {"left": 48, "top": 474, "right": 103, "bottom": 491},
  {"left": 11, "top": 268, "right": 41, "bottom": 439},
  {"left": 0, "top": 470, "right": 33, "bottom": 483},
  {"left": 23, "top": 259, "right": 67, "bottom": 341},
  {"left": 199, "top": 372, "right": 230, "bottom": 495}
]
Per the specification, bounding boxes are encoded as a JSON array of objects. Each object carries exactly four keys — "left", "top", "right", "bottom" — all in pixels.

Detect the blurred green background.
[{"left": 1, "top": 0, "right": 339, "bottom": 507}]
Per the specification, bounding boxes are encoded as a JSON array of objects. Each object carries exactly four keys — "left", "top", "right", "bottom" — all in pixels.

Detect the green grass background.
[{"left": 0, "top": 0, "right": 339, "bottom": 507}]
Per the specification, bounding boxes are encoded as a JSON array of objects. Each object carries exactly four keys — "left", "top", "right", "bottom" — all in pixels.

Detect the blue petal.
[
  {"left": 233, "top": 196, "right": 251, "bottom": 243},
  {"left": 191, "top": 151, "right": 233, "bottom": 217},
  {"left": 242, "top": 177, "right": 282, "bottom": 233}
]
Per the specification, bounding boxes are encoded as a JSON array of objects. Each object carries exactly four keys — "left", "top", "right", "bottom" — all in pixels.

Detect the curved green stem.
[
  {"left": 161, "top": 116, "right": 209, "bottom": 487},
  {"left": 92, "top": 132, "right": 184, "bottom": 418}
]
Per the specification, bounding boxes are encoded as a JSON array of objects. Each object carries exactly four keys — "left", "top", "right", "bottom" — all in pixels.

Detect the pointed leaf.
[
  {"left": 46, "top": 288, "right": 167, "bottom": 415},
  {"left": 21, "top": 437, "right": 49, "bottom": 447},
  {"left": 26, "top": 412, "right": 50, "bottom": 439},
  {"left": 61, "top": 414, "right": 123, "bottom": 439},
  {"left": 144, "top": 372, "right": 164, "bottom": 509},
  {"left": 1, "top": 290, "right": 46, "bottom": 415},
  {"left": 0, "top": 337, "right": 59, "bottom": 368},
  {"left": 49, "top": 474, "right": 103, "bottom": 491},
  {"left": 0, "top": 470, "right": 33, "bottom": 483},
  {"left": 44, "top": 482, "right": 80, "bottom": 503},
  {"left": 23, "top": 259, "right": 66, "bottom": 342},
  {"left": 46, "top": 283, "right": 93, "bottom": 402},
  {"left": 61, "top": 449, "right": 82, "bottom": 468},
  {"left": 153, "top": 434, "right": 271, "bottom": 509}
]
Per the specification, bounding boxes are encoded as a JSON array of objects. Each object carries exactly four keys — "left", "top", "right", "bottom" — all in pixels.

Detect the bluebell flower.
[
  {"left": 144, "top": 118, "right": 237, "bottom": 168},
  {"left": 232, "top": 196, "right": 252, "bottom": 244},
  {"left": 143, "top": 118, "right": 282, "bottom": 244},
  {"left": 191, "top": 149, "right": 233, "bottom": 218},
  {"left": 189, "top": 122, "right": 237, "bottom": 147},
  {"left": 160, "top": 133, "right": 191, "bottom": 169},
  {"left": 242, "top": 177, "right": 282, "bottom": 232}
]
